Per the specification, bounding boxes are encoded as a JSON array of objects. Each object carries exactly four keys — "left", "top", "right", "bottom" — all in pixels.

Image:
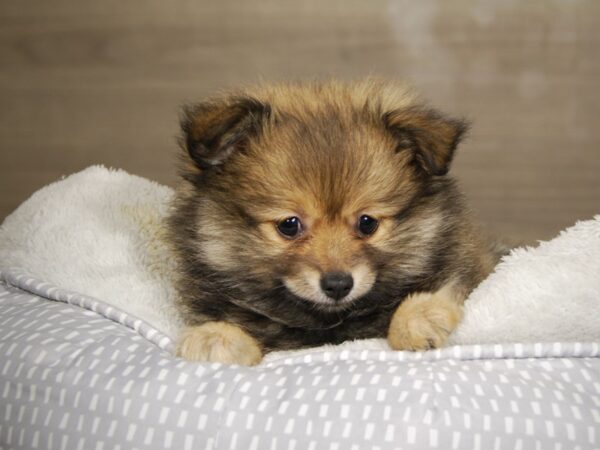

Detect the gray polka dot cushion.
[
  {"left": 1, "top": 270, "right": 600, "bottom": 449},
  {"left": 2, "top": 167, "right": 600, "bottom": 449}
]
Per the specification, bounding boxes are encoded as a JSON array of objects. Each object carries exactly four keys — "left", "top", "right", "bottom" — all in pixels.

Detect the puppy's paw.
[
  {"left": 176, "top": 322, "right": 262, "bottom": 366},
  {"left": 387, "top": 290, "right": 463, "bottom": 351}
]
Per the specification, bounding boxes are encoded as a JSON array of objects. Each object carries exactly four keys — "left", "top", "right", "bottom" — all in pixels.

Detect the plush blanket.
[{"left": 0, "top": 166, "right": 599, "bottom": 359}]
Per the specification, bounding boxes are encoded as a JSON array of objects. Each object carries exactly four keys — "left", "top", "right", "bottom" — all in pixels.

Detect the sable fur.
[{"left": 167, "top": 79, "right": 501, "bottom": 355}]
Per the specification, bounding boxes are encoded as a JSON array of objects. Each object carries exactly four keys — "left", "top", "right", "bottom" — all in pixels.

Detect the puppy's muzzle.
[{"left": 320, "top": 272, "right": 354, "bottom": 300}]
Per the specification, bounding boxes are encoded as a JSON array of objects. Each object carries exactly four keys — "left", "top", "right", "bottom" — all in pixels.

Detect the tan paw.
[
  {"left": 176, "top": 322, "right": 263, "bottom": 366},
  {"left": 387, "top": 289, "right": 463, "bottom": 351}
]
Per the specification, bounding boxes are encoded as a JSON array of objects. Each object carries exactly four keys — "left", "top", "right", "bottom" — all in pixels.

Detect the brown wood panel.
[{"left": 1, "top": 0, "right": 599, "bottom": 244}]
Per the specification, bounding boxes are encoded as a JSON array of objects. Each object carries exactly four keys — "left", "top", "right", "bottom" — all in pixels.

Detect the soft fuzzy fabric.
[
  {"left": 0, "top": 166, "right": 599, "bottom": 354},
  {"left": 447, "top": 216, "right": 600, "bottom": 345},
  {"left": 0, "top": 166, "right": 184, "bottom": 339}
]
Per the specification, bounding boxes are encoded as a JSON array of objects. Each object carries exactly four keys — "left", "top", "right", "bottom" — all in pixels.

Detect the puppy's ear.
[
  {"left": 181, "top": 96, "right": 270, "bottom": 170},
  {"left": 384, "top": 107, "right": 468, "bottom": 176}
]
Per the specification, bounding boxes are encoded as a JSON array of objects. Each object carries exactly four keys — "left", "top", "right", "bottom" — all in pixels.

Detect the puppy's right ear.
[
  {"left": 181, "top": 96, "right": 270, "bottom": 170},
  {"left": 383, "top": 106, "right": 468, "bottom": 176}
]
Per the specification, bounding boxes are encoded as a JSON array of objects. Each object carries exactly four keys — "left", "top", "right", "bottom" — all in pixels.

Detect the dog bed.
[{"left": 1, "top": 166, "right": 599, "bottom": 449}]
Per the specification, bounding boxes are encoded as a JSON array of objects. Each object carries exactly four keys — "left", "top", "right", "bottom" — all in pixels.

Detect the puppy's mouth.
[{"left": 282, "top": 264, "right": 376, "bottom": 311}]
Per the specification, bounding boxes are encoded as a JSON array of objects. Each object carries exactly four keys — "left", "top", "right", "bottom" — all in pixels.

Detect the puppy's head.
[{"left": 176, "top": 80, "right": 467, "bottom": 315}]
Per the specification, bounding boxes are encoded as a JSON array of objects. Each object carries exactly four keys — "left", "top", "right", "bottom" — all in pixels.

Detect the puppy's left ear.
[
  {"left": 181, "top": 96, "right": 270, "bottom": 170},
  {"left": 384, "top": 107, "right": 468, "bottom": 176}
]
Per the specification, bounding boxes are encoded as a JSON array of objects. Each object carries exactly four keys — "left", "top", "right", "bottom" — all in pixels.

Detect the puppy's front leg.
[
  {"left": 176, "top": 321, "right": 263, "bottom": 366},
  {"left": 387, "top": 284, "right": 464, "bottom": 351}
]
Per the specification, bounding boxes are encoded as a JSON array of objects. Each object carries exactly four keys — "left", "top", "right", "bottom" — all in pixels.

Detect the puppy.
[{"left": 167, "top": 79, "right": 501, "bottom": 365}]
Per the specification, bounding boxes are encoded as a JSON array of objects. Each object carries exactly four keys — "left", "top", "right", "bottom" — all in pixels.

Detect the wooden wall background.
[{"left": 1, "top": 0, "right": 599, "bottom": 243}]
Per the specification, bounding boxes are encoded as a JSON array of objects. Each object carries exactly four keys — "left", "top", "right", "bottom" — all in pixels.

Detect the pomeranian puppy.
[{"left": 167, "top": 79, "right": 501, "bottom": 365}]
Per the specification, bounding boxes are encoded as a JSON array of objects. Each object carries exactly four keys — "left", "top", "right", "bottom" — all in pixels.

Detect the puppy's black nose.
[{"left": 320, "top": 272, "right": 354, "bottom": 300}]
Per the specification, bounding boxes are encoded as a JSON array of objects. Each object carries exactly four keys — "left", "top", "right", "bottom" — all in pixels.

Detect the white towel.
[
  {"left": 0, "top": 166, "right": 184, "bottom": 339},
  {"left": 1, "top": 166, "right": 599, "bottom": 352}
]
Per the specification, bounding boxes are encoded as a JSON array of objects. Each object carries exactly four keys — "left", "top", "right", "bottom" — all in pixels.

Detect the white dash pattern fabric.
[{"left": 1, "top": 275, "right": 600, "bottom": 449}]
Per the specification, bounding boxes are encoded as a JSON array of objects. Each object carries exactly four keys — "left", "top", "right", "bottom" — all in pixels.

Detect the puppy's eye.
[
  {"left": 277, "top": 216, "right": 302, "bottom": 238},
  {"left": 357, "top": 215, "right": 379, "bottom": 237}
]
